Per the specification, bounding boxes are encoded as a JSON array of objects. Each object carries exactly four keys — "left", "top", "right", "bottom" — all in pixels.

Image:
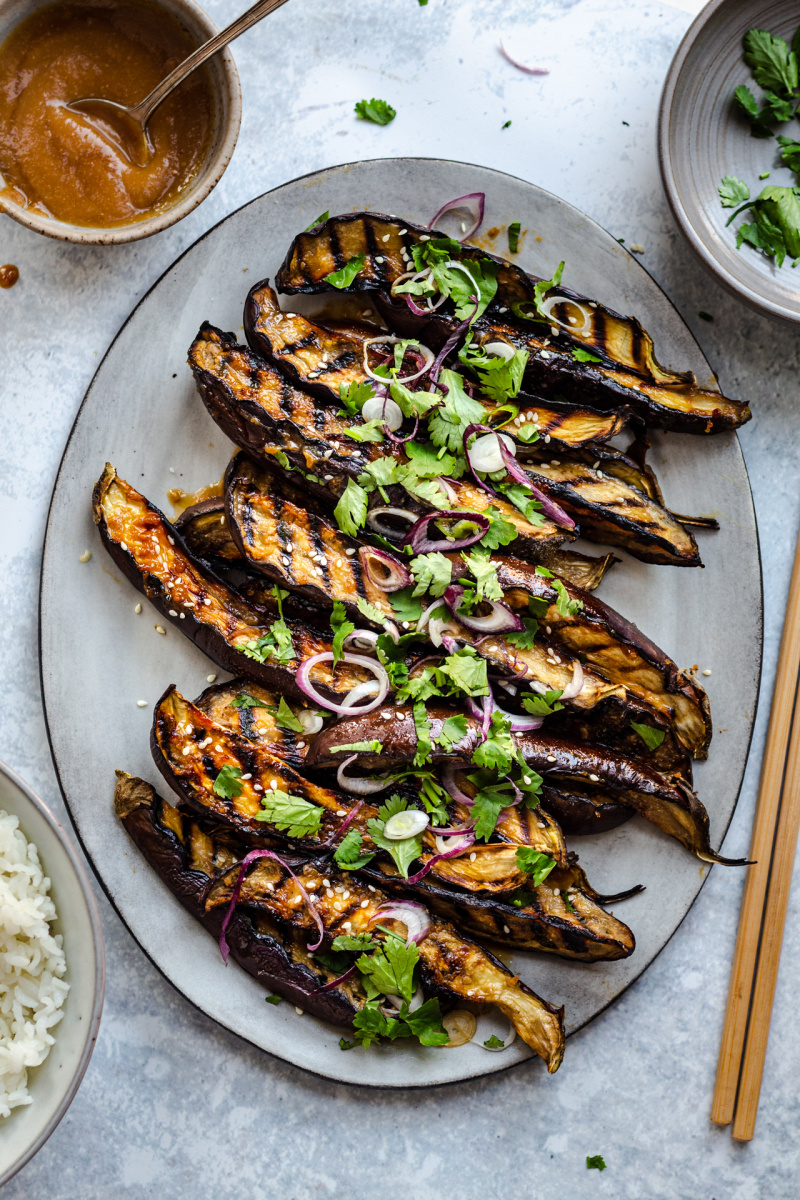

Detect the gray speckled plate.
[
  {"left": 40, "top": 158, "right": 761, "bottom": 1088},
  {"left": 659, "top": 0, "right": 800, "bottom": 323}
]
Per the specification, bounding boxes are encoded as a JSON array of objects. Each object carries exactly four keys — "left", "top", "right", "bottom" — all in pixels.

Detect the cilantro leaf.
[
  {"left": 471, "top": 710, "right": 514, "bottom": 774},
  {"left": 435, "top": 714, "right": 469, "bottom": 752},
  {"left": 212, "top": 764, "right": 244, "bottom": 799},
  {"left": 333, "top": 829, "right": 376, "bottom": 871},
  {"left": 332, "top": 932, "right": 376, "bottom": 952},
  {"left": 630, "top": 721, "right": 666, "bottom": 751},
  {"left": 402, "top": 243, "right": 499, "bottom": 321},
  {"left": 324, "top": 253, "right": 367, "bottom": 289},
  {"left": 508, "top": 221, "right": 521, "bottom": 253},
  {"left": 343, "top": 419, "right": 385, "bottom": 443},
  {"left": 355, "top": 98, "right": 396, "bottom": 125},
  {"left": 405, "top": 440, "right": 459, "bottom": 478},
  {"left": 516, "top": 846, "right": 557, "bottom": 885},
  {"left": 469, "top": 782, "right": 510, "bottom": 840},
  {"left": 367, "top": 794, "right": 424, "bottom": 877},
  {"left": 427, "top": 369, "right": 488, "bottom": 453},
  {"left": 586, "top": 1155, "right": 607, "bottom": 1171},
  {"left": 330, "top": 600, "right": 355, "bottom": 667},
  {"left": 356, "top": 932, "right": 418, "bottom": 1002},
  {"left": 265, "top": 994, "right": 282, "bottom": 1005},
  {"left": 389, "top": 380, "right": 440, "bottom": 420},
  {"left": 480, "top": 505, "right": 518, "bottom": 550},
  {"left": 719, "top": 175, "right": 751, "bottom": 208},
  {"left": 339, "top": 1037, "right": 356, "bottom": 1050},
  {"left": 571, "top": 345, "right": 602, "bottom": 363},
  {"left": 389, "top": 586, "right": 425, "bottom": 623},
  {"left": 553, "top": 577, "right": 583, "bottom": 617},
  {"left": 497, "top": 480, "right": 545, "bottom": 527},
  {"left": 512, "top": 261, "right": 565, "bottom": 323},
  {"left": 240, "top": 586, "right": 295, "bottom": 664},
  {"left": 304, "top": 210, "right": 329, "bottom": 231},
  {"left": 352, "top": 1002, "right": 404, "bottom": 1047},
  {"left": 463, "top": 550, "right": 504, "bottom": 602},
  {"left": 410, "top": 551, "right": 453, "bottom": 598},
  {"left": 339, "top": 380, "right": 375, "bottom": 414},
  {"left": 230, "top": 692, "right": 261, "bottom": 710},
  {"left": 412, "top": 701, "right": 433, "bottom": 769},
  {"left": 356, "top": 596, "right": 391, "bottom": 627},
  {"left": 778, "top": 134, "right": 800, "bottom": 175},
  {"left": 743, "top": 29, "right": 798, "bottom": 97},
  {"left": 403, "top": 997, "right": 450, "bottom": 1046},
  {"left": 522, "top": 688, "right": 564, "bottom": 717},
  {"left": 334, "top": 479, "right": 369, "bottom": 535},
  {"left": 506, "top": 617, "right": 539, "bottom": 649},
  {"left": 439, "top": 647, "right": 489, "bottom": 697},
  {"left": 484, "top": 1034, "right": 505, "bottom": 1049},
  {"left": 274, "top": 696, "right": 305, "bottom": 732},
  {"left": 256, "top": 788, "right": 323, "bottom": 838},
  {"left": 329, "top": 740, "right": 384, "bottom": 754}
]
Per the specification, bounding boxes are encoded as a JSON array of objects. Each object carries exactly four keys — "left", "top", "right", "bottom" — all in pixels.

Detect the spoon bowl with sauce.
[{"left": 0, "top": 0, "right": 243, "bottom": 243}]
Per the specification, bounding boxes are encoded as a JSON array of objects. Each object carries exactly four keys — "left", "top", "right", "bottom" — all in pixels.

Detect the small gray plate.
[
  {"left": 660, "top": 0, "right": 800, "bottom": 323},
  {"left": 41, "top": 158, "right": 761, "bottom": 1087}
]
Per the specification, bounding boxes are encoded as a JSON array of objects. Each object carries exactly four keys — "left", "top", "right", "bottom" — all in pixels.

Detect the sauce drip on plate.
[{"left": 0, "top": 0, "right": 214, "bottom": 228}]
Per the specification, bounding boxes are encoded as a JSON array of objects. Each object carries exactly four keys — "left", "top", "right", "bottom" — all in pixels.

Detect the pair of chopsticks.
[{"left": 712, "top": 523, "right": 800, "bottom": 1140}]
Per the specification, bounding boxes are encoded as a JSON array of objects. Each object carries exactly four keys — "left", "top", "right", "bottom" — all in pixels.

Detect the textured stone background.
[{"left": 2, "top": 0, "right": 800, "bottom": 1195}]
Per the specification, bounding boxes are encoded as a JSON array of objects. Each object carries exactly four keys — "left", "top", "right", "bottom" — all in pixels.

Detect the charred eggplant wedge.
[
  {"left": 193, "top": 678, "right": 314, "bottom": 770},
  {"left": 275, "top": 212, "right": 750, "bottom": 433},
  {"left": 188, "top": 323, "right": 570, "bottom": 559},
  {"left": 92, "top": 465, "right": 373, "bottom": 706},
  {"left": 305, "top": 704, "right": 744, "bottom": 865},
  {"left": 204, "top": 855, "right": 566, "bottom": 1070},
  {"left": 245, "top": 280, "right": 633, "bottom": 453},
  {"left": 114, "top": 771, "right": 364, "bottom": 1023}
]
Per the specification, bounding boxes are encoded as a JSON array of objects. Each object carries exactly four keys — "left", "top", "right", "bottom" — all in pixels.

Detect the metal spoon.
[{"left": 68, "top": 0, "right": 290, "bottom": 168}]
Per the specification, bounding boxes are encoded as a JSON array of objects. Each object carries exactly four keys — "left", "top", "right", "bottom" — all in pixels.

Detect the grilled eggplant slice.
[
  {"left": 113, "top": 771, "right": 363, "bottom": 1023},
  {"left": 245, "top": 280, "right": 632, "bottom": 453},
  {"left": 92, "top": 465, "right": 371, "bottom": 705},
  {"left": 193, "top": 678, "right": 314, "bottom": 770},
  {"left": 276, "top": 213, "right": 750, "bottom": 433},
  {"left": 173, "top": 496, "right": 239, "bottom": 568},
  {"left": 360, "top": 858, "right": 636, "bottom": 961},
  {"left": 539, "top": 784, "right": 632, "bottom": 836},
  {"left": 520, "top": 454, "right": 702, "bottom": 567},
  {"left": 306, "top": 705, "right": 744, "bottom": 865},
  {"left": 204, "top": 855, "right": 566, "bottom": 1069},
  {"left": 188, "top": 323, "right": 569, "bottom": 559}
]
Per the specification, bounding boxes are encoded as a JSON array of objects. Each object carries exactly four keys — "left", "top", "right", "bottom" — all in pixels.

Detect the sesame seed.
[
  {"left": 323, "top": 879, "right": 331, "bottom": 887},
  {"left": 296, "top": 740, "right": 306, "bottom": 749},
  {"left": 120, "top": 541, "right": 128, "bottom": 552},
  {"left": 381, "top": 711, "right": 393, "bottom": 719},
  {"left": 503, "top": 924, "right": 510, "bottom": 934},
  {"left": 333, "top": 901, "right": 343, "bottom": 911},
  {"left": 203, "top": 598, "right": 211, "bottom": 605},
  {"left": 207, "top": 674, "right": 217, "bottom": 682},
  {"left": 346, "top": 548, "right": 356, "bottom": 556},
  {"left": 323, "top": 448, "right": 333, "bottom": 458},
  {"left": 419, "top": 235, "right": 430, "bottom": 241},
  {"left": 544, "top": 434, "right": 551, "bottom": 443},
  {"left": 547, "top": 755, "right": 556, "bottom": 762},
  {"left": 137, "top": 700, "right": 147, "bottom": 708},
  {"left": 182, "top": 746, "right": 192, "bottom": 756},
  {"left": 550, "top": 325, "right": 559, "bottom": 337},
  {"left": 167, "top": 536, "right": 174, "bottom": 546},
  {"left": 282, "top": 556, "right": 290, "bottom": 567},
  {"left": 215, "top": 744, "right": 223, "bottom": 752},
  {"left": 360, "top": 899, "right": 369, "bottom": 908},
  {"left": 324, "top": 474, "right": 333, "bottom": 481},
  {"left": 702, "top": 669, "right": 711, "bottom": 677},
  {"left": 540, "top": 350, "right": 551, "bottom": 360},
  {"left": 545, "top": 625, "right": 552, "bottom": 634},
  {"left": 179, "top": 613, "right": 185, "bottom": 619},
  {"left": 134, "top": 603, "right": 142, "bottom": 614},
  {"left": 168, "top": 609, "right": 177, "bottom": 617},
  {"left": 342, "top": 920, "right": 352, "bottom": 930},
  {"left": 592, "top": 461, "right": 600, "bottom": 470},
  {"left": 469, "top": 852, "right": 477, "bottom": 862},
  {"left": 169, "top": 467, "right": 175, "bottom": 474},
  {"left": 155, "top": 625, "right": 166, "bottom": 635},
  {"left": 336, "top": 809, "right": 347, "bottom": 817},
  {"left": 242, "top": 773, "right": 252, "bottom": 780},
  {"left": 551, "top": 459, "right": 560, "bottom": 466},
  {"left": 589, "top": 773, "right": 599, "bottom": 782},
  {"left": 382, "top": 234, "right": 390, "bottom": 243},
  {"left": 515, "top": 730, "right": 524, "bottom": 737},
  {"left": 79, "top": 550, "right": 91, "bottom": 563},
  {"left": 342, "top": 890, "right": 351, "bottom": 900},
  {"left": 271, "top": 779, "right": 279, "bottom": 789},
  {"left": 295, "top": 1007, "right": 303, "bottom": 1015},
  {"left": 375, "top": 256, "right": 384, "bottom": 264},
  {"left": 253, "top": 784, "right": 262, "bottom": 792},
  {"left": 399, "top": 228, "right": 407, "bottom": 235},
  {"left": 523, "top": 775, "right": 531, "bottom": 785},
  {"left": 498, "top": 306, "right": 507, "bottom": 313},
  {"left": 368, "top": 884, "right": 376, "bottom": 892}
]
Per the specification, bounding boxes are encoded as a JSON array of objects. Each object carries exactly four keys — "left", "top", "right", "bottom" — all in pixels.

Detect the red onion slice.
[
  {"left": 296, "top": 652, "right": 389, "bottom": 715},
  {"left": 496, "top": 438, "right": 576, "bottom": 531},
  {"left": 434, "top": 832, "right": 475, "bottom": 855},
  {"left": 336, "top": 755, "right": 391, "bottom": 796},
  {"left": 372, "top": 901, "right": 431, "bottom": 944},
  {"left": 220, "top": 849, "right": 325, "bottom": 961},
  {"left": 339, "top": 681, "right": 381, "bottom": 710},
  {"left": 429, "top": 297, "right": 480, "bottom": 383},
  {"left": 444, "top": 584, "right": 523, "bottom": 635},
  {"left": 320, "top": 800, "right": 366, "bottom": 848},
  {"left": 492, "top": 695, "right": 544, "bottom": 732},
  {"left": 406, "top": 832, "right": 477, "bottom": 884},
  {"left": 316, "top": 964, "right": 357, "bottom": 993},
  {"left": 359, "top": 546, "right": 411, "bottom": 592},
  {"left": 362, "top": 336, "right": 434, "bottom": 385},
  {"left": 366, "top": 507, "right": 418, "bottom": 540},
  {"left": 557, "top": 658, "right": 584, "bottom": 701},
  {"left": 405, "top": 510, "right": 490, "bottom": 554},
  {"left": 429, "top": 192, "right": 486, "bottom": 241},
  {"left": 440, "top": 763, "right": 474, "bottom": 807},
  {"left": 342, "top": 629, "right": 379, "bottom": 653},
  {"left": 499, "top": 39, "right": 550, "bottom": 75}
]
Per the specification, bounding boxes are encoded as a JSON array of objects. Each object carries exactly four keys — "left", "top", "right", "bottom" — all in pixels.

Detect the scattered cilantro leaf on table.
[{"left": 355, "top": 98, "right": 396, "bottom": 125}]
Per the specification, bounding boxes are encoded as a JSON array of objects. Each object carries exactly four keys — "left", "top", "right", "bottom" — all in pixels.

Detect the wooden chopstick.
[{"left": 711, "top": 522, "right": 800, "bottom": 1137}]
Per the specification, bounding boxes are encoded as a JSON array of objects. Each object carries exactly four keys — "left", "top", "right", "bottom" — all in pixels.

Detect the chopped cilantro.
[
  {"left": 402, "top": 998, "right": 450, "bottom": 1045},
  {"left": 339, "top": 1037, "right": 356, "bottom": 1050},
  {"left": 329, "top": 740, "right": 384, "bottom": 754},
  {"left": 463, "top": 550, "right": 504, "bottom": 602},
  {"left": 439, "top": 647, "right": 489, "bottom": 697},
  {"left": 497, "top": 479, "right": 545, "bottom": 527},
  {"left": 778, "top": 134, "right": 800, "bottom": 176},
  {"left": 459, "top": 337, "right": 529, "bottom": 404},
  {"left": 435, "top": 714, "right": 469, "bottom": 752},
  {"left": 332, "top": 933, "right": 376, "bottom": 952},
  {"left": 481, "top": 505, "right": 518, "bottom": 550},
  {"left": 516, "top": 846, "right": 557, "bottom": 885},
  {"left": 427, "top": 369, "right": 488, "bottom": 453},
  {"left": 304, "top": 211, "right": 329, "bottom": 231},
  {"left": 343, "top": 419, "right": 385, "bottom": 444},
  {"left": 511, "top": 261, "right": 565, "bottom": 323},
  {"left": 399, "top": 240, "right": 499, "bottom": 322},
  {"left": 339, "top": 380, "right": 375, "bottom": 414},
  {"left": 356, "top": 596, "right": 390, "bottom": 627},
  {"left": 630, "top": 721, "right": 666, "bottom": 751},
  {"left": 571, "top": 345, "right": 602, "bottom": 363},
  {"left": 562, "top": 890, "right": 577, "bottom": 913},
  {"left": 553, "top": 577, "right": 583, "bottom": 617},
  {"left": 230, "top": 692, "right": 261, "bottom": 710},
  {"left": 719, "top": 176, "right": 750, "bottom": 208},
  {"left": 471, "top": 710, "right": 514, "bottom": 774},
  {"left": 273, "top": 696, "right": 305, "bottom": 732},
  {"left": 586, "top": 1155, "right": 607, "bottom": 1171},
  {"left": 356, "top": 934, "right": 417, "bottom": 1003},
  {"left": 506, "top": 616, "right": 539, "bottom": 649},
  {"left": 508, "top": 220, "right": 521, "bottom": 251},
  {"left": 405, "top": 440, "right": 460, "bottom": 478},
  {"left": 389, "top": 380, "right": 440, "bottom": 420},
  {"left": 502, "top": 119, "right": 512, "bottom": 130},
  {"left": 355, "top": 98, "right": 396, "bottom": 125},
  {"left": 484, "top": 1034, "right": 505, "bottom": 1049},
  {"left": 212, "top": 764, "right": 244, "bottom": 799},
  {"left": 330, "top": 600, "right": 355, "bottom": 667},
  {"left": 469, "top": 780, "right": 512, "bottom": 840},
  {"left": 522, "top": 688, "right": 564, "bottom": 717},
  {"left": 256, "top": 788, "right": 323, "bottom": 838},
  {"left": 389, "top": 586, "right": 425, "bottom": 622},
  {"left": 743, "top": 28, "right": 798, "bottom": 97},
  {"left": 324, "top": 253, "right": 367, "bottom": 289},
  {"left": 352, "top": 996, "right": 448, "bottom": 1048},
  {"left": 240, "top": 586, "right": 295, "bottom": 664},
  {"left": 334, "top": 479, "right": 369, "bottom": 536},
  {"left": 333, "top": 829, "right": 376, "bottom": 871},
  {"left": 410, "top": 551, "right": 453, "bottom": 597},
  {"left": 265, "top": 994, "right": 282, "bottom": 1005},
  {"left": 412, "top": 701, "right": 433, "bottom": 768},
  {"left": 367, "top": 794, "right": 424, "bottom": 877}
]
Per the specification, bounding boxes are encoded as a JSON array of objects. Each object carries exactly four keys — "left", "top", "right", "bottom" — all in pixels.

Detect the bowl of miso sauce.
[{"left": 0, "top": 0, "right": 241, "bottom": 242}]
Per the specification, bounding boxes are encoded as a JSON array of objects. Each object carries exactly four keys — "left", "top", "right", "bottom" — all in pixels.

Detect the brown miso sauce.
[
  {"left": 0, "top": 264, "right": 19, "bottom": 288},
  {"left": 0, "top": 0, "right": 215, "bottom": 228},
  {"left": 167, "top": 475, "right": 225, "bottom": 514}
]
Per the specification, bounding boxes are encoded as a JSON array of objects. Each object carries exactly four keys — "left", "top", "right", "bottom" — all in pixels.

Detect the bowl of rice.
[{"left": 0, "top": 759, "right": 104, "bottom": 1186}]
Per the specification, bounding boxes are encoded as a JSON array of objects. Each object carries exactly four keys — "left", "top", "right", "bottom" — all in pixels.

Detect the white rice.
[{"left": 0, "top": 810, "right": 69, "bottom": 1118}]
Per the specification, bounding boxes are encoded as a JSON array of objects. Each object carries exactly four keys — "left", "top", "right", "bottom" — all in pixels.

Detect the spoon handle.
[{"left": 133, "top": 0, "right": 291, "bottom": 125}]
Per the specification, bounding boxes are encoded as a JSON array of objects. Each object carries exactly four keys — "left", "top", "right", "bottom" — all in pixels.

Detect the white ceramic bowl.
[
  {"left": 0, "top": 760, "right": 104, "bottom": 1186},
  {"left": 0, "top": 0, "right": 241, "bottom": 245}
]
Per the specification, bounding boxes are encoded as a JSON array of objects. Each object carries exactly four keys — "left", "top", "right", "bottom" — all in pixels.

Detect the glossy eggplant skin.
[
  {"left": 276, "top": 212, "right": 751, "bottom": 433},
  {"left": 92, "top": 465, "right": 375, "bottom": 706},
  {"left": 204, "top": 854, "right": 566, "bottom": 1070},
  {"left": 113, "top": 771, "right": 361, "bottom": 1024},
  {"left": 539, "top": 785, "right": 633, "bottom": 836},
  {"left": 188, "top": 322, "right": 569, "bottom": 560},
  {"left": 305, "top": 704, "right": 744, "bottom": 865}
]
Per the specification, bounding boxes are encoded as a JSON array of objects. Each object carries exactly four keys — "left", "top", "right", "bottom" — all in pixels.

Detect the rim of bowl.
[
  {"left": 0, "top": 757, "right": 105, "bottom": 1187},
  {"left": 658, "top": 0, "right": 799, "bottom": 325},
  {"left": 0, "top": 0, "right": 242, "bottom": 245}
]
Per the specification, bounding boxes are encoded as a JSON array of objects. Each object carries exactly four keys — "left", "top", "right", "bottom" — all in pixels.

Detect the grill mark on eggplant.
[
  {"left": 193, "top": 679, "right": 310, "bottom": 768},
  {"left": 305, "top": 703, "right": 742, "bottom": 864}
]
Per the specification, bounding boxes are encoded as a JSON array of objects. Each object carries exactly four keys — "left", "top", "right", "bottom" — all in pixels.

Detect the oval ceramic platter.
[{"left": 41, "top": 158, "right": 762, "bottom": 1088}]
